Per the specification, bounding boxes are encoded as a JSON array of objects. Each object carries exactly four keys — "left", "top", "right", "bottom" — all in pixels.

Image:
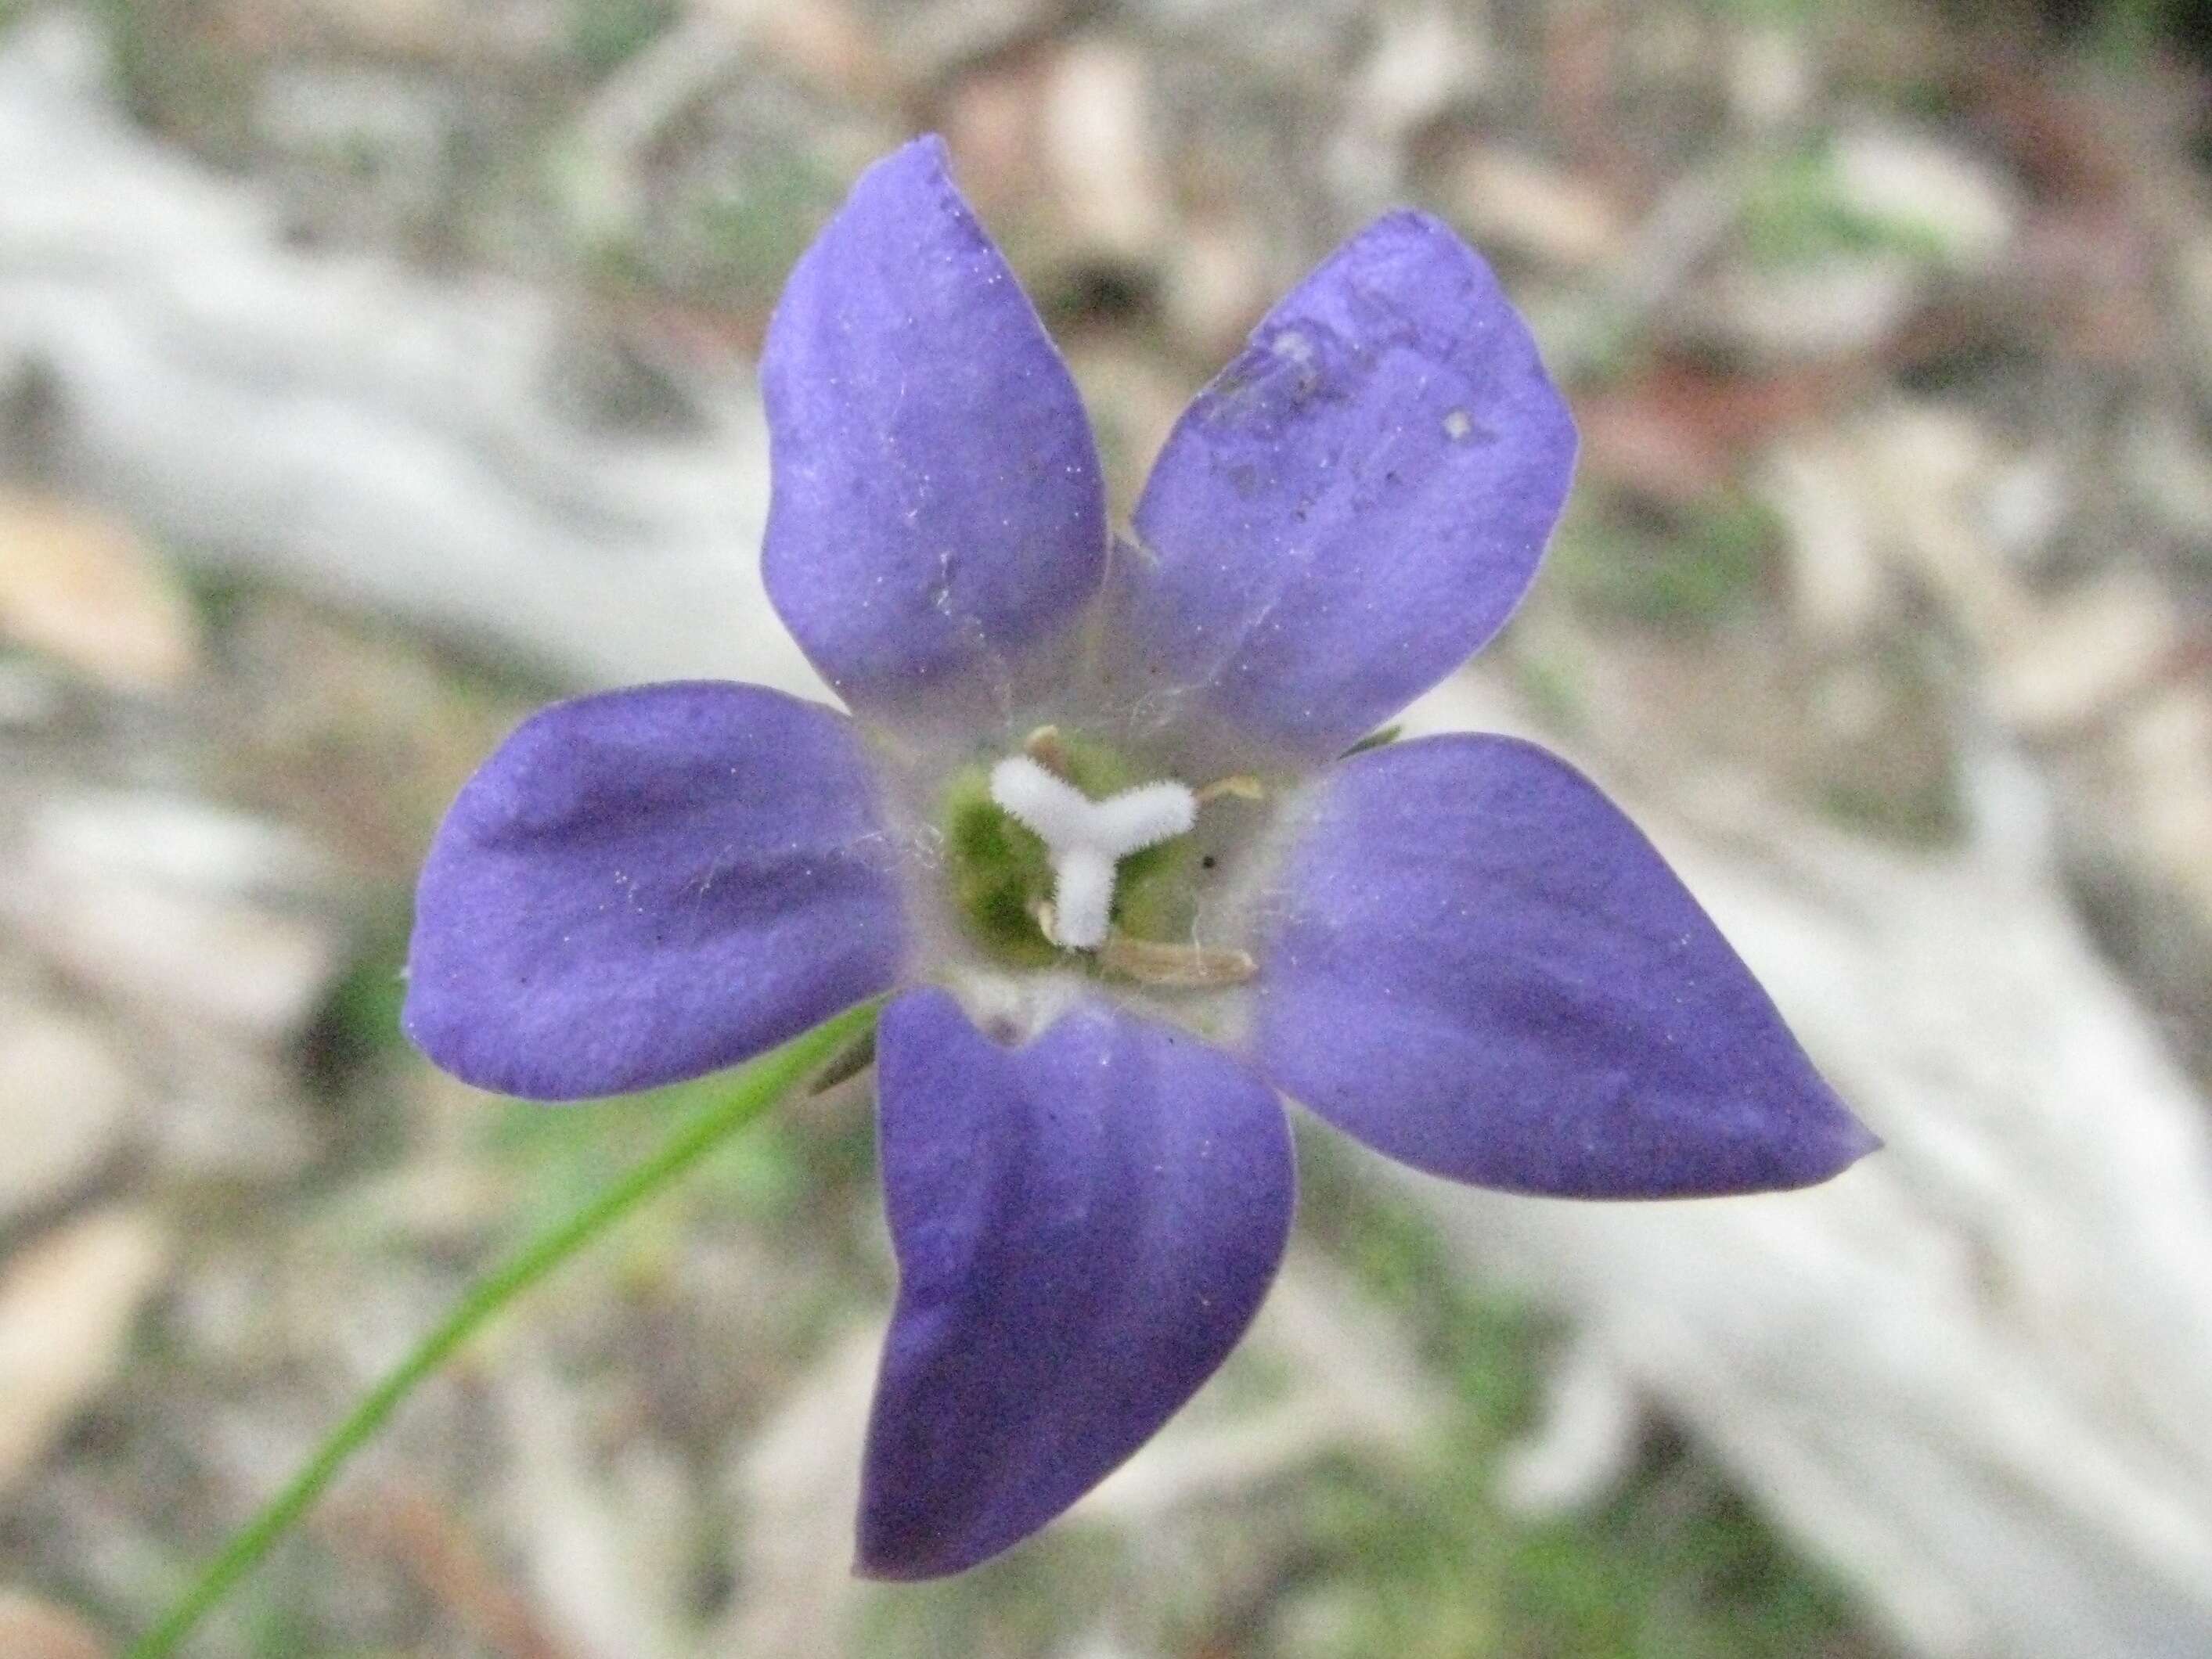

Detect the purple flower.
[{"left": 404, "top": 138, "right": 1875, "bottom": 1579}]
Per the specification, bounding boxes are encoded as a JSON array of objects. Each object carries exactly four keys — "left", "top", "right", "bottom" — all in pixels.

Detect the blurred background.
[{"left": 5, "top": 0, "right": 2212, "bottom": 1654}]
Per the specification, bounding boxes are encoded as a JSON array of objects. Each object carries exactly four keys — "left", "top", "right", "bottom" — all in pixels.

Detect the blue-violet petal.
[
  {"left": 403, "top": 682, "right": 906, "bottom": 1099},
  {"left": 1252, "top": 736, "right": 1876, "bottom": 1197},
  {"left": 762, "top": 137, "right": 1108, "bottom": 727},
  {"left": 1108, "top": 211, "right": 1576, "bottom": 763},
  {"left": 859, "top": 988, "right": 1294, "bottom": 1578}
]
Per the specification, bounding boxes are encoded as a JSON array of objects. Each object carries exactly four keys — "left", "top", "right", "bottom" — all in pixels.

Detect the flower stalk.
[{"left": 127, "top": 1000, "right": 878, "bottom": 1659}]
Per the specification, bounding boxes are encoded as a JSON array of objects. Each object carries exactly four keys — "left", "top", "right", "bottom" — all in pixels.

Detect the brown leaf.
[
  {"left": 0, "top": 1592, "right": 112, "bottom": 1659},
  {"left": 1578, "top": 359, "right": 1862, "bottom": 502},
  {"left": 0, "top": 490, "right": 198, "bottom": 691},
  {"left": 0, "top": 1211, "right": 171, "bottom": 1496},
  {"left": 0, "top": 1001, "right": 138, "bottom": 1229}
]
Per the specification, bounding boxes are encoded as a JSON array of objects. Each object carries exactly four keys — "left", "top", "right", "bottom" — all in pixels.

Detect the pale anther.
[
  {"left": 1195, "top": 774, "right": 1263, "bottom": 805},
  {"left": 1098, "top": 930, "right": 1257, "bottom": 988},
  {"left": 989, "top": 754, "right": 1195, "bottom": 950},
  {"left": 1022, "top": 725, "right": 1075, "bottom": 779}
]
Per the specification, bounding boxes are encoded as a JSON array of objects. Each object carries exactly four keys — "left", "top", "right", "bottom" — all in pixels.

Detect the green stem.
[{"left": 128, "top": 1000, "right": 880, "bottom": 1659}]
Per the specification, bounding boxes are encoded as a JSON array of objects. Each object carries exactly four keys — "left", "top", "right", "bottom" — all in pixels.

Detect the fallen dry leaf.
[
  {"left": 0, "top": 999, "right": 137, "bottom": 1229},
  {"left": 0, "top": 489, "right": 198, "bottom": 690},
  {"left": 1454, "top": 146, "right": 1627, "bottom": 270},
  {"left": 0, "top": 1591, "right": 111, "bottom": 1659},
  {"left": 1578, "top": 358, "right": 1862, "bottom": 502},
  {"left": 1042, "top": 37, "right": 1171, "bottom": 265},
  {"left": 0, "top": 1209, "right": 170, "bottom": 1496}
]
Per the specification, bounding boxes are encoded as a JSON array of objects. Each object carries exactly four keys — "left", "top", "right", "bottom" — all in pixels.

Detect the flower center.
[
  {"left": 987, "top": 756, "right": 1194, "bottom": 949},
  {"left": 935, "top": 727, "right": 1258, "bottom": 986}
]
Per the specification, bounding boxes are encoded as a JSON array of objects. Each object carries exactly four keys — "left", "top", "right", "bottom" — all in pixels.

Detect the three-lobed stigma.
[
  {"left": 988, "top": 754, "right": 1193, "bottom": 948},
  {"left": 940, "top": 727, "right": 1256, "bottom": 986}
]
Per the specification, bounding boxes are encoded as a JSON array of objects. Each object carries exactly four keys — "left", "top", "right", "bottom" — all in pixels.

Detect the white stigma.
[{"left": 988, "top": 754, "right": 1195, "bottom": 950}]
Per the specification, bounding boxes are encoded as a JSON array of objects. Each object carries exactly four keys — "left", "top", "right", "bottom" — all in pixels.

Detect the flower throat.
[{"left": 940, "top": 726, "right": 1257, "bottom": 987}]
